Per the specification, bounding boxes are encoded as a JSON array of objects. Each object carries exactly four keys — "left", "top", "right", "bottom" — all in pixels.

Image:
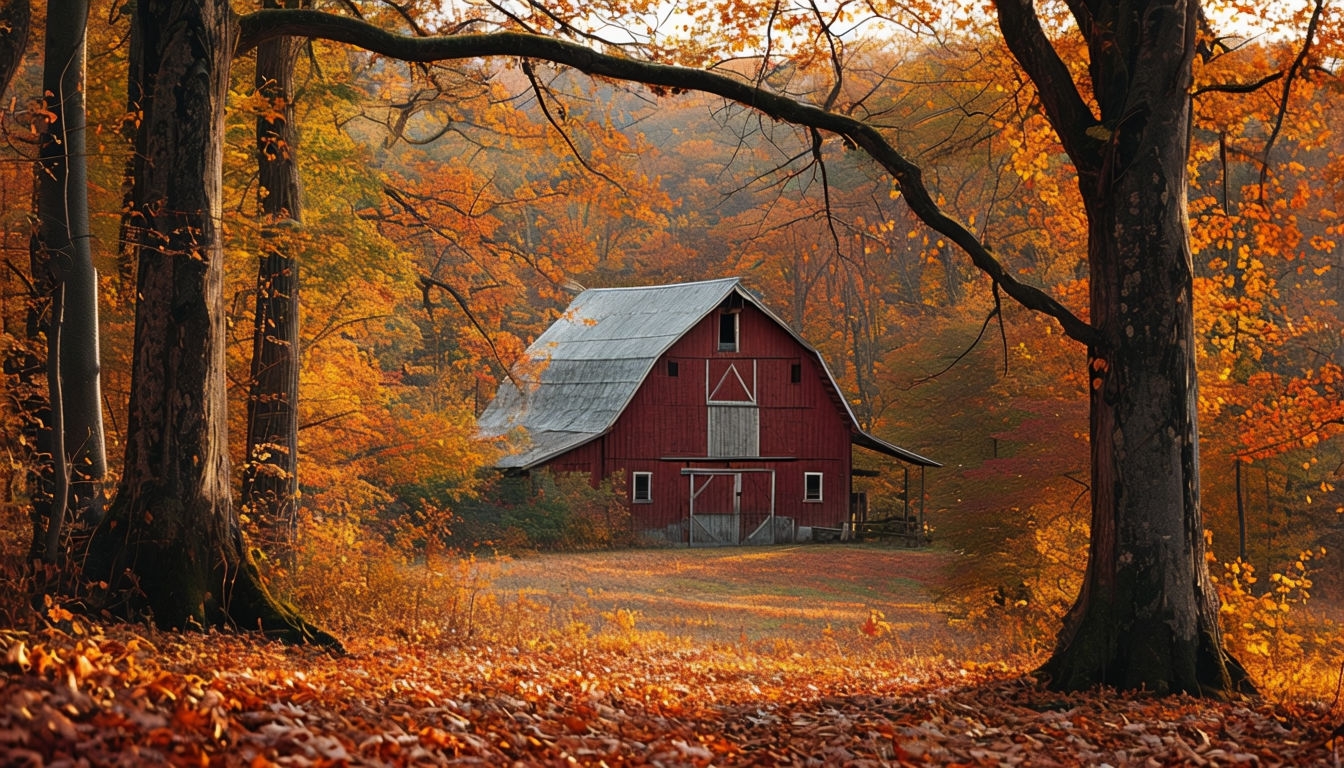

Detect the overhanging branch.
[{"left": 237, "top": 10, "right": 1100, "bottom": 347}]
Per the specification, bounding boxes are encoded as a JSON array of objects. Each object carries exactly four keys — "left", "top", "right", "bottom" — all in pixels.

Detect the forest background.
[{"left": 0, "top": 0, "right": 1342, "bottom": 695}]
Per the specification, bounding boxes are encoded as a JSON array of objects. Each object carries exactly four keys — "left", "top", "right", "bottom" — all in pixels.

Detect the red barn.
[{"left": 477, "top": 278, "right": 938, "bottom": 545}]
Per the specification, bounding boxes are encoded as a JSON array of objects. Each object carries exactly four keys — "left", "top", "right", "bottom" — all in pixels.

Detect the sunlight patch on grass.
[{"left": 486, "top": 545, "right": 958, "bottom": 654}]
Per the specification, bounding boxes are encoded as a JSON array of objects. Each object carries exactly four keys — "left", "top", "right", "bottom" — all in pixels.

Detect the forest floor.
[{"left": 2, "top": 544, "right": 1340, "bottom": 766}]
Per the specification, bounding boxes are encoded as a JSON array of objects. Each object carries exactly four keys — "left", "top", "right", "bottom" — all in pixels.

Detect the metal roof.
[{"left": 478, "top": 277, "right": 939, "bottom": 469}]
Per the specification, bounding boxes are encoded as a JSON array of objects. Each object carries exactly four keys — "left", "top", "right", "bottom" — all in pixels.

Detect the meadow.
[{"left": 489, "top": 545, "right": 955, "bottom": 647}]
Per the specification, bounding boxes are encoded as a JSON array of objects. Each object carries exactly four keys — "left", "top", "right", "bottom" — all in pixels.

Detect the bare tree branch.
[
  {"left": 376, "top": 0, "right": 428, "bottom": 37},
  {"left": 993, "top": 283, "right": 1008, "bottom": 374},
  {"left": 520, "top": 59, "right": 622, "bottom": 189},
  {"left": 1192, "top": 70, "right": 1283, "bottom": 98},
  {"left": 1257, "top": 0, "right": 1325, "bottom": 199},
  {"left": 384, "top": 184, "right": 472, "bottom": 238},
  {"left": 808, "top": 127, "right": 844, "bottom": 257},
  {"left": 992, "top": 0, "right": 1101, "bottom": 179},
  {"left": 755, "top": 0, "right": 782, "bottom": 88},
  {"left": 907, "top": 302, "right": 1002, "bottom": 388},
  {"left": 806, "top": 0, "right": 844, "bottom": 111},
  {"left": 299, "top": 409, "right": 360, "bottom": 432},
  {"left": 419, "top": 275, "right": 520, "bottom": 390}
]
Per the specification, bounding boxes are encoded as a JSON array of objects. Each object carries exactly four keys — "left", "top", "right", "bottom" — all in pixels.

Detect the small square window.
[
  {"left": 718, "top": 312, "right": 738, "bottom": 351},
  {"left": 632, "top": 471, "right": 653, "bottom": 503},
  {"left": 803, "top": 472, "right": 823, "bottom": 502},
  {"left": 667, "top": 360, "right": 679, "bottom": 377},
  {"left": 790, "top": 363, "right": 801, "bottom": 383}
]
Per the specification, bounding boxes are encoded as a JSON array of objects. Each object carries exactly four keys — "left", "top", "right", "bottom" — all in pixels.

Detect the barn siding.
[{"left": 547, "top": 440, "right": 602, "bottom": 478}]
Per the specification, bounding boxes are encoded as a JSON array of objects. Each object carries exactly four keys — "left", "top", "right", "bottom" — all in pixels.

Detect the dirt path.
[{"left": 489, "top": 543, "right": 958, "bottom": 646}]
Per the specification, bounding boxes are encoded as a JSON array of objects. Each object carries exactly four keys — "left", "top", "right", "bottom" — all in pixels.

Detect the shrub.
[
  {"left": 269, "top": 509, "right": 515, "bottom": 645},
  {"left": 1213, "top": 545, "right": 1344, "bottom": 703},
  {"left": 444, "top": 470, "right": 633, "bottom": 552}
]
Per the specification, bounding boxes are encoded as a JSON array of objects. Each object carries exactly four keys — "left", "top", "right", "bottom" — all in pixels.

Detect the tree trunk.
[
  {"left": 1236, "top": 459, "right": 1247, "bottom": 562},
  {"left": 17, "top": 231, "right": 55, "bottom": 564},
  {"left": 243, "top": 2, "right": 303, "bottom": 558},
  {"left": 1031, "top": 0, "right": 1248, "bottom": 695},
  {"left": 90, "top": 0, "right": 334, "bottom": 646},
  {"left": 34, "top": 0, "right": 107, "bottom": 551},
  {"left": 0, "top": 0, "right": 27, "bottom": 97}
]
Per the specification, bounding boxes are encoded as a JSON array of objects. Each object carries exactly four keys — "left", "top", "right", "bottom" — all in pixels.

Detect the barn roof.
[{"left": 477, "top": 277, "right": 939, "bottom": 470}]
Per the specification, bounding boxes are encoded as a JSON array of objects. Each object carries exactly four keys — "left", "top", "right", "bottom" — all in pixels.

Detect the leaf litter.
[{"left": 1, "top": 622, "right": 1338, "bottom": 766}]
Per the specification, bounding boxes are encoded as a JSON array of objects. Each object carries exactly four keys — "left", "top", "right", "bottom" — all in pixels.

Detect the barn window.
[
  {"left": 790, "top": 363, "right": 801, "bottom": 383},
  {"left": 803, "top": 472, "right": 823, "bottom": 502},
  {"left": 667, "top": 360, "right": 679, "bottom": 377},
  {"left": 632, "top": 471, "right": 653, "bottom": 503},
  {"left": 718, "top": 312, "right": 738, "bottom": 351}
]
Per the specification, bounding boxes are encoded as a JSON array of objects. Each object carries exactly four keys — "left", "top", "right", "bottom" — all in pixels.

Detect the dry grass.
[{"left": 488, "top": 544, "right": 960, "bottom": 649}]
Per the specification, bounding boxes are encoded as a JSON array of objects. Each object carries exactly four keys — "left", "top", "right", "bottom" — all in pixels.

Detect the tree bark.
[
  {"left": 17, "top": 232, "right": 55, "bottom": 564},
  {"left": 91, "top": 0, "right": 335, "bottom": 646},
  {"left": 1236, "top": 459, "right": 1247, "bottom": 562},
  {"left": 34, "top": 0, "right": 107, "bottom": 550},
  {"left": 996, "top": 0, "right": 1249, "bottom": 695},
  {"left": 243, "top": 0, "right": 304, "bottom": 559}
]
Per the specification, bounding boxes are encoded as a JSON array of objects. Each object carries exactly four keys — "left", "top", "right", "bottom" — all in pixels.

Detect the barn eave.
[{"left": 851, "top": 430, "right": 941, "bottom": 467}]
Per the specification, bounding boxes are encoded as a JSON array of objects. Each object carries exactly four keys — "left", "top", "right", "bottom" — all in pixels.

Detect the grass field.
[{"left": 488, "top": 543, "right": 960, "bottom": 648}]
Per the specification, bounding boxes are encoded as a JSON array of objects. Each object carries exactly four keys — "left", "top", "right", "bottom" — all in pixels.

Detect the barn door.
[
  {"left": 687, "top": 471, "right": 777, "bottom": 546},
  {"left": 738, "top": 471, "right": 778, "bottom": 544},
  {"left": 707, "top": 404, "right": 759, "bottom": 457},
  {"left": 688, "top": 473, "right": 738, "bottom": 545}
]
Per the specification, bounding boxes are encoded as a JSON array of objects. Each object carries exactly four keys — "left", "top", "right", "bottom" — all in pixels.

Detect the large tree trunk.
[
  {"left": 1027, "top": 0, "right": 1248, "bottom": 695},
  {"left": 91, "top": 0, "right": 334, "bottom": 646},
  {"left": 242, "top": 1, "right": 303, "bottom": 558}
]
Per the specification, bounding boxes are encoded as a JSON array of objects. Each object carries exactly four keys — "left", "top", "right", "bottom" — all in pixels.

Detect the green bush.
[{"left": 410, "top": 470, "right": 632, "bottom": 552}]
